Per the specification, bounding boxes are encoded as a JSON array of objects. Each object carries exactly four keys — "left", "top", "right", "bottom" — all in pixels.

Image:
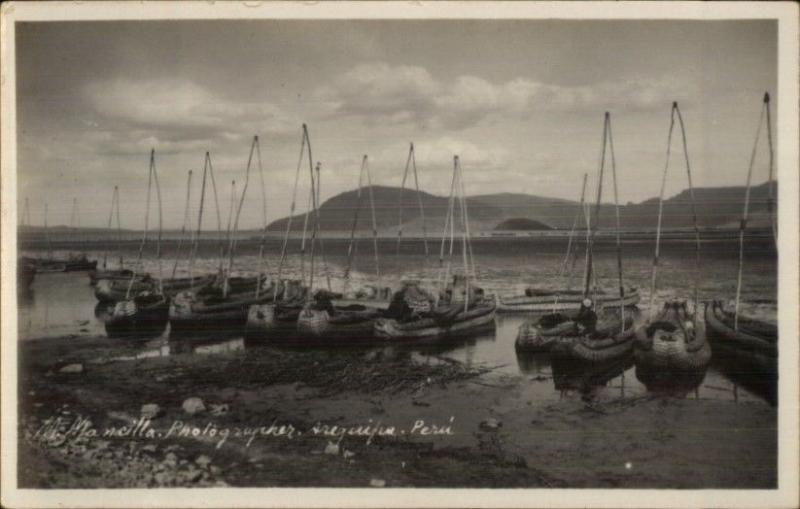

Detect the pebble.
[
  {"left": 195, "top": 455, "right": 212, "bottom": 469},
  {"left": 182, "top": 397, "right": 206, "bottom": 415},
  {"left": 140, "top": 403, "right": 162, "bottom": 419},
  {"left": 324, "top": 442, "right": 340, "bottom": 455},
  {"left": 369, "top": 478, "right": 386, "bottom": 487},
  {"left": 59, "top": 363, "right": 84, "bottom": 374},
  {"left": 479, "top": 418, "right": 502, "bottom": 431}
]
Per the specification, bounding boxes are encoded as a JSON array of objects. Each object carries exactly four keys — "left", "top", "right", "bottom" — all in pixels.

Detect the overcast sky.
[{"left": 16, "top": 19, "right": 776, "bottom": 229}]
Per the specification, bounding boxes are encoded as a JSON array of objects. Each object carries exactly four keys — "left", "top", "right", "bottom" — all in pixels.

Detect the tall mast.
[
  {"left": 274, "top": 126, "right": 308, "bottom": 300},
  {"left": 223, "top": 179, "right": 237, "bottom": 298},
  {"left": 606, "top": 113, "right": 626, "bottom": 330},
  {"left": 254, "top": 137, "right": 268, "bottom": 298},
  {"left": 189, "top": 155, "right": 210, "bottom": 288},
  {"left": 126, "top": 149, "right": 156, "bottom": 299},
  {"left": 344, "top": 156, "right": 368, "bottom": 291},
  {"left": 115, "top": 187, "right": 123, "bottom": 268},
  {"left": 225, "top": 136, "right": 258, "bottom": 298},
  {"left": 583, "top": 113, "right": 608, "bottom": 298},
  {"left": 734, "top": 93, "right": 770, "bottom": 330},
  {"left": 315, "top": 163, "right": 332, "bottom": 291},
  {"left": 102, "top": 188, "right": 117, "bottom": 269},
  {"left": 171, "top": 171, "right": 194, "bottom": 279}
]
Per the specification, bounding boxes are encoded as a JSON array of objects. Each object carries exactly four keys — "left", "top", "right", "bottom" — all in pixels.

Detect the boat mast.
[
  {"left": 225, "top": 136, "right": 258, "bottom": 298},
  {"left": 606, "top": 113, "right": 626, "bottom": 330},
  {"left": 203, "top": 153, "right": 224, "bottom": 278},
  {"left": 765, "top": 93, "right": 776, "bottom": 248},
  {"left": 315, "top": 163, "right": 332, "bottom": 291},
  {"left": 439, "top": 158, "right": 458, "bottom": 291},
  {"left": 274, "top": 126, "right": 309, "bottom": 300},
  {"left": 254, "top": 137, "right": 268, "bottom": 299},
  {"left": 553, "top": 174, "right": 588, "bottom": 313},
  {"left": 171, "top": 171, "right": 194, "bottom": 279},
  {"left": 299, "top": 126, "right": 314, "bottom": 286},
  {"left": 305, "top": 163, "right": 320, "bottom": 306},
  {"left": 410, "top": 144, "right": 430, "bottom": 258},
  {"left": 673, "top": 103, "right": 701, "bottom": 328},
  {"left": 583, "top": 113, "right": 608, "bottom": 299},
  {"left": 102, "top": 188, "right": 117, "bottom": 269},
  {"left": 115, "top": 186, "right": 123, "bottom": 268},
  {"left": 344, "top": 155, "right": 368, "bottom": 292},
  {"left": 152, "top": 153, "right": 164, "bottom": 294},
  {"left": 455, "top": 156, "right": 471, "bottom": 313},
  {"left": 188, "top": 156, "right": 210, "bottom": 289},
  {"left": 364, "top": 157, "right": 381, "bottom": 289},
  {"left": 126, "top": 149, "right": 156, "bottom": 300},
  {"left": 223, "top": 179, "right": 237, "bottom": 298},
  {"left": 734, "top": 93, "right": 770, "bottom": 330}
]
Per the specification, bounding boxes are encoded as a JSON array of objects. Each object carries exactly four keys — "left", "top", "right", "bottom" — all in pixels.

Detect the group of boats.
[{"left": 17, "top": 94, "right": 778, "bottom": 391}]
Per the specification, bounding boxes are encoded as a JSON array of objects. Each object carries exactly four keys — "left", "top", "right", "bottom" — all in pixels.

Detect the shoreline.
[{"left": 17, "top": 334, "right": 777, "bottom": 489}]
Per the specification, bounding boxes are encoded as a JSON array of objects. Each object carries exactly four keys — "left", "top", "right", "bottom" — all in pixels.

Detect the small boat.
[
  {"left": 704, "top": 93, "right": 777, "bottom": 380},
  {"left": 497, "top": 287, "right": 640, "bottom": 314},
  {"left": 103, "top": 149, "right": 170, "bottom": 339},
  {"left": 95, "top": 274, "right": 215, "bottom": 303},
  {"left": 23, "top": 254, "right": 97, "bottom": 273},
  {"left": 245, "top": 280, "right": 309, "bottom": 340},
  {"left": 169, "top": 281, "right": 278, "bottom": 335},
  {"left": 634, "top": 103, "right": 712, "bottom": 393},
  {"left": 515, "top": 305, "right": 636, "bottom": 353},
  {"left": 374, "top": 299, "right": 496, "bottom": 341},
  {"left": 704, "top": 300, "right": 776, "bottom": 377},
  {"left": 633, "top": 301, "right": 711, "bottom": 390},
  {"left": 89, "top": 268, "right": 135, "bottom": 286},
  {"left": 103, "top": 292, "right": 170, "bottom": 339},
  {"left": 297, "top": 296, "right": 384, "bottom": 341}
]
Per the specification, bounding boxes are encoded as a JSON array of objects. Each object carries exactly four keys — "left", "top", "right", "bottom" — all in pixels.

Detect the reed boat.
[
  {"left": 634, "top": 301, "right": 711, "bottom": 390},
  {"left": 22, "top": 255, "right": 97, "bottom": 273},
  {"left": 95, "top": 274, "right": 215, "bottom": 303},
  {"left": 374, "top": 299, "right": 496, "bottom": 341},
  {"left": 89, "top": 268, "right": 135, "bottom": 286},
  {"left": 497, "top": 287, "right": 640, "bottom": 314},
  {"left": 515, "top": 306, "right": 636, "bottom": 354},
  {"left": 297, "top": 299, "right": 384, "bottom": 341},
  {"left": 245, "top": 280, "right": 308, "bottom": 339},
  {"left": 704, "top": 300, "right": 776, "bottom": 377},
  {"left": 169, "top": 278, "right": 279, "bottom": 335},
  {"left": 103, "top": 292, "right": 170, "bottom": 339}
]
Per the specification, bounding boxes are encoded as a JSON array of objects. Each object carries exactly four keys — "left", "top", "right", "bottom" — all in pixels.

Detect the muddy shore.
[{"left": 18, "top": 334, "right": 776, "bottom": 489}]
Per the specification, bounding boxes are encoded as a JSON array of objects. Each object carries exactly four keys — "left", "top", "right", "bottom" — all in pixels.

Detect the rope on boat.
[
  {"left": 734, "top": 93, "right": 769, "bottom": 330},
  {"left": 127, "top": 149, "right": 155, "bottom": 300},
  {"left": 254, "top": 137, "right": 269, "bottom": 298},
  {"left": 225, "top": 135, "right": 258, "bottom": 298},
  {"left": 606, "top": 113, "right": 626, "bottom": 332},
  {"left": 189, "top": 154, "right": 210, "bottom": 289},
  {"left": 275, "top": 126, "right": 309, "bottom": 300},
  {"left": 171, "top": 171, "right": 193, "bottom": 279}
]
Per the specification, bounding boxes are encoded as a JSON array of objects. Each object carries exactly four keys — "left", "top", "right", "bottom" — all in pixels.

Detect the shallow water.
[{"left": 17, "top": 239, "right": 777, "bottom": 405}]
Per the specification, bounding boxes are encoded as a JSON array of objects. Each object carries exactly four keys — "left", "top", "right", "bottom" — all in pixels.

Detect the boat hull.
[
  {"left": 245, "top": 303, "right": 303, "bottom": 340},
  {"left": 704, "top": 301, "right": 776, "bottom": 377},
  {"left": 296, "top": 306, "right": 383, "bottom": 341},
  {"left": 374, "top": 302, "right": 496, "bottom": 341},
  {"left": 497, "top": 288, "right": 640, "bottom": 314},
  {"left": 169, "top": 291, "right": 276, "bottom": 336},
  {"left": 103, "top": 298, "right": 170, "bottom": 339}
]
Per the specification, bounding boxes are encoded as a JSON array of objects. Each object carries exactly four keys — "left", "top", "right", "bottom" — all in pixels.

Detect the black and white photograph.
[{"left": 1, "top": 2, "right": 798, "bottom": 508}]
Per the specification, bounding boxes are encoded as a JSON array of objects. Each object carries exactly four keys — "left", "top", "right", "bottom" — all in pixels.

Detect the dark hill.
[{"left": 494, "top": 218, "right": 553, "bottom": 231}]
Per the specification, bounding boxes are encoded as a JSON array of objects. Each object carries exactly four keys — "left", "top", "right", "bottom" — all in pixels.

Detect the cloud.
[
  {"left": 83, "top": 78, "right": 297, "bottom": 154},
  {"left": 316, "top": 62, "right": 698, "bottom": 130}
]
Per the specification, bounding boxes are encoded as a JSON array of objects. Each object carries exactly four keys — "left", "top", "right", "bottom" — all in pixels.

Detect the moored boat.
[
  {"left": 374, "top": 299, "right": 496, "bottom": 341},
  {"left": 95, "top": 274, "right": 215, "bottom": 303},
  {"left": 704, "top": 300, "right": 776, "bottom": 377},
  {"left": 497, "top": 287, "right": 639, "bottom": 314},
  {"left": 634, "top": 301, "right": 711, "bottom": 391},
  {"left": 103, "top": 292, "right": 170, "bottom": 339}
]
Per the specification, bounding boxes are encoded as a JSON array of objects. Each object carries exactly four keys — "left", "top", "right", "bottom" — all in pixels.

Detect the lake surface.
[{"left": 17, "top": 239, "right": 778, "bottom": 405}]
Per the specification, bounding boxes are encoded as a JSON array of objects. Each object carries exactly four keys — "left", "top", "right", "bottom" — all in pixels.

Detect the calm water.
[{"left": 18, "top": 239, "right": 778, "bottom": 405}]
